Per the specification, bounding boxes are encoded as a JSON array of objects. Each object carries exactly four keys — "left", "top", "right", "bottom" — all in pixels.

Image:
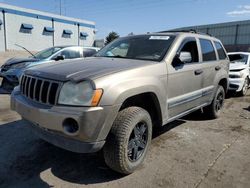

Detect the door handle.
[
  {"left": 215, "top": 66, "right": 221, "bottom": 71},
  {"left": 194, "top": 69, "right": 203, "bottom": 75}
]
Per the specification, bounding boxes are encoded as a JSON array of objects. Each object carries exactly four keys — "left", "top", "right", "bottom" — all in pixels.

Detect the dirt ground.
[
  {"left": 0, "top": 52, "right": 250, "bottom": 188},
  {"left": 0, "top": 50, "right": 31, "bottom": 64}
]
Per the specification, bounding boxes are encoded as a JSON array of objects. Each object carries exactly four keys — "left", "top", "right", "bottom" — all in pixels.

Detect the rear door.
[
  {"left": 198, "top": 39, "right": 226, "bottom": 104},
  {"left": 167, "top": 37, "right": 204, "bottom": 119}
]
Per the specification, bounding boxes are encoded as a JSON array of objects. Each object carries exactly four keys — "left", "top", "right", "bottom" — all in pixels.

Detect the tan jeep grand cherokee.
[{"left": 11, "top": 31, "right": 229, "bottom": 174}]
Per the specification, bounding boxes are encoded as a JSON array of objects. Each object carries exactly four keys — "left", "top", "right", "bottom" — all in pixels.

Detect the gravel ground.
[{"left": 0, "top": 52, "right": 250, "bottom": 188}]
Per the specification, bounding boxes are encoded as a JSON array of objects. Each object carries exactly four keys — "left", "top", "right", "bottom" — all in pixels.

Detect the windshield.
[
  {"left": 96, "top": 35, "right": 175, "bottom": 61},
  {"left": 228, "top": 54, "right": 248, "bottom": 64},
  {"left": 34, "top": 47, "right": 62, "bottom": 60}
]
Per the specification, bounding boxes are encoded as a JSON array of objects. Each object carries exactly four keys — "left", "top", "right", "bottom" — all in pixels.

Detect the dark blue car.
[{"left": 0, "top": 46, "right": 99, "bottom": 93}]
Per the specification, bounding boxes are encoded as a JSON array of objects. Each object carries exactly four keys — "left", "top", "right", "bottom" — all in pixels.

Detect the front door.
[{"left": 167, "top": 37, "right": 203, "bottom": 119}]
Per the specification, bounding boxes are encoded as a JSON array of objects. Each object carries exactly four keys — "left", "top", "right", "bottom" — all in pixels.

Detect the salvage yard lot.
[
  {"left": 0, "top": 52, "right": 250, "bottom": 188},
  {"left": 0, "top": 92, "right": 249, "bottom": 188}
]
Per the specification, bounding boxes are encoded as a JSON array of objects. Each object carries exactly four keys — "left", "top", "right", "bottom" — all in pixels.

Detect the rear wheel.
[
  {"left": 204, "top": 85, "right": 225, "bottom": 119},
  {"left": 239, "top": 77, "right": 249, "bottom": 96},
  {"left": 103, "top": 107, "right": 152, "bottom": 174}
]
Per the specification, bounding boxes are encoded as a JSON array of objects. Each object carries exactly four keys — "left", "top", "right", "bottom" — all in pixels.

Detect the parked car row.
[{"left": 0, "top": 45, "right": 100, "bottom": 92}]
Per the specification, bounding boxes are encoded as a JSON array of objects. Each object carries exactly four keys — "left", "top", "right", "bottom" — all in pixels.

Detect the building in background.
[
  {"left": 166, "top": 20, "right": 250, "bottom": 52},
  {"left": 0, "top": 3, "right": 96, "bottom": 52},
  {"left": 94, "top": 39, "right": 104, "bottom": 48}
]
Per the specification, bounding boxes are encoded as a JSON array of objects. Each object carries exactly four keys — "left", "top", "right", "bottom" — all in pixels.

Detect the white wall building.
[{"left": 0, "top": 3, "right": 96, "bottom": 52}]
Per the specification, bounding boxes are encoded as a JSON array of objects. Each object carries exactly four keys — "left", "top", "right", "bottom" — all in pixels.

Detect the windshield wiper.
[{"left": 104, "top": 55, "right": 128, "bottom": 59}]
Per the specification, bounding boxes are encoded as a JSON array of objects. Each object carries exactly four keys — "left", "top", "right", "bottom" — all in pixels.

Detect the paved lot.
[
  {"left": 0, "top": 52, "right": 250, "bottom": 188},
  {"left": 0, "top": 91, "right": 249, "bottom": 188}
]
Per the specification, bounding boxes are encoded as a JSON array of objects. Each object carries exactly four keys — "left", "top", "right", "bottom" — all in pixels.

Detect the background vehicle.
[
  {"left": 228, "top": 52, "right": 250, "bottom": 96},
  {"left": 11, "top": 31, "right": 229, "bottom": 174},
  {"left": 0, "top": 46, "right": 99, "bottom": 93}
]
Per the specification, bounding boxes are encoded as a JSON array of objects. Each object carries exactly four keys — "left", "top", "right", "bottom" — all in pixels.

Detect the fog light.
[{"left": 62, "top": 118, "right": 79, "bottom": 135}]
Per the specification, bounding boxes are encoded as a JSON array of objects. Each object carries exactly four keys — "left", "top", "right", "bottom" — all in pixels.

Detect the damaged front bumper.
[{"left": 0, "top": 69, "right": 21, "bottom": 93}]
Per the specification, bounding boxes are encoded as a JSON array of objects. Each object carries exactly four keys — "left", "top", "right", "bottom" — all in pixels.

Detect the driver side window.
[
  {"left": 57, "top": 49, "right": 81, "bottom": 59},
  {"left": 179, "top": 38, "right": 199, "bottom": 63}
]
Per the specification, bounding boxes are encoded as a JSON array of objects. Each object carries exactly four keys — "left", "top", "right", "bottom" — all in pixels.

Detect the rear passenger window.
[
  {"left": 214, "top": 42, "right": 227, "bottom": 60},
  {"left": 200, "top": 39, "right": 217, "bottom": 61}
]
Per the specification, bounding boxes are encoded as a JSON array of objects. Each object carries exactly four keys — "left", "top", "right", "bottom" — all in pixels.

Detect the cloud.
[{"left": 227, "top": 5, "right": 250, "bottom": 16}]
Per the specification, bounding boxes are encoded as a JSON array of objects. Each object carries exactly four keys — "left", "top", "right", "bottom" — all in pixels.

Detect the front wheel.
[
  {"left": 239, "top": 78, "right": 249, "bottom": 96},
  {"left": 103, "top": 107, "right": 152, "bottom": 174},
  {"left": 204, "top": 85, "right": 225, "bottom": 119}
]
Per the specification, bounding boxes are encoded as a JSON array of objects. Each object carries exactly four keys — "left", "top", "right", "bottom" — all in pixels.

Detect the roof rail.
[{"left": 158, "top": 29, "right": 212, "bottom": 36}]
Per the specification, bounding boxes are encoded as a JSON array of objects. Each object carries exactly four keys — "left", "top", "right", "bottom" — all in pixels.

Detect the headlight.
[
  {"left": 11, "top": 62, "right": 31, "bottom": 69},
  {"left": 58, "top": 81, "right": 103, "bottom": 106},
  {"left": 229, "top": 71, "right": 244, "bottom": 78}
]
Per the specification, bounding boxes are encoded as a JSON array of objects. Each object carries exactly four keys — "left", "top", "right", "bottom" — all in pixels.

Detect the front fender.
[{"left": 98, "top": 76, "right": 168, "bottom": 121}]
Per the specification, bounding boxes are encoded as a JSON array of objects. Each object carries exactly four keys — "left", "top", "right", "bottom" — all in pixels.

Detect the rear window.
[
  {"left": 200, "top": 39, "right": 217, "bottom": 61},
  {"left": 214, "top": 42, "right": 227, "bottom": 60}
]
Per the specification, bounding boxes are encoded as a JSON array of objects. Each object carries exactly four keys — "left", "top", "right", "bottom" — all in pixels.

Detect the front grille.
[
  {"left": 20, "top": 75, "right": 61, "bottom": 105},
  {"left": 229, "top": 74, "right": 240, "bottom": 78}
]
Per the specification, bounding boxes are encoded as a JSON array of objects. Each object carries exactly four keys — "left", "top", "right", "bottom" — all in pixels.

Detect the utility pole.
[{"left": 59, "top": 0, "right": 62, "bottom": 15}]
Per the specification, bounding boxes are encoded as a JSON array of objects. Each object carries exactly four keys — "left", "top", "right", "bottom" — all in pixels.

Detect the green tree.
[{"left": 105, "top": 31, "right": 119, "bottom": 45}]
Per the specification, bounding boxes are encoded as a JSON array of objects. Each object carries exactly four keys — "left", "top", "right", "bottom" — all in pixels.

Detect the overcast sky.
[{"left": 1, "top": 0, "right": 250, "bottom": 38}]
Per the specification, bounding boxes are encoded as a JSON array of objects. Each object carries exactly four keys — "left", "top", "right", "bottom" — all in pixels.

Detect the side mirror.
[
  {"left": 179, "top": 52, "right": 192, "bottom": 63},
  {"left": 54, "top": 55, "right": 65, "bottom": 61}
]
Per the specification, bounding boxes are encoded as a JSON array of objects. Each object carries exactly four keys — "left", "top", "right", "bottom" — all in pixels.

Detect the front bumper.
[
  {"left": 228, "top": 78, "right": 245, "bottom": 92},
  {"left": 11, "top": 88, "right": 120, "bottom": 153}
]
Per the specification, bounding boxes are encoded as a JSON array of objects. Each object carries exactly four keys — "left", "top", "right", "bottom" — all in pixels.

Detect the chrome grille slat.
[
  {"left": 39, "top": 81, "right": 44, "bottom": 103},
  {"left": 21, "top": 76, "right": 25, "bottom": 93},
  {"left": 28, "top": 77, "right": 32, "bottom": 98},
  {"left": 20, "top": 76, "right": 24, "bottom": 93},
  {"left": 46, "top": 82, "right": 52, "bottom": 104},
  {"left": 33, "top": 79, "right": 38, "bottom": 100},
  {"left": 20, "top": 75, "right": 61, "bottom": 105},
  {"left": 24, "top": 76, "right": 29, "bottom": 95},
  {"left": 55, "top": 83, "right": 62, "bottom": 104},
  {"left": 25, "top": 77, "right": 31, "bottom": 96}
]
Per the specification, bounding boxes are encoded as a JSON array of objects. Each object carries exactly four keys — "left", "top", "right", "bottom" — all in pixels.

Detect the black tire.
[
  {"left": 239, "top": 77, "right": 249, "bottom": 96},
  {"left": 103, "top": 107, "right": 152, "bottom": 174},
  {"left": 204, "top": 85, "right": 225, "bottom": 119}
]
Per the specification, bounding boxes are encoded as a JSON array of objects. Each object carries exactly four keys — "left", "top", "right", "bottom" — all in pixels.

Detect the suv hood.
[
  {"left": 229, "top": 62, "right": 248, "bottom": 71},
  {"left": 25, "top": 57, "right": 155, "bottom": 82},
  {"left": 3, "top": 57, "right": 39, "bottom": 66}
]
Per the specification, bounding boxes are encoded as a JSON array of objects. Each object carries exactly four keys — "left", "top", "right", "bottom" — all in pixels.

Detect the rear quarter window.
[
  {"left": 214, "top": 41, "right": 227, "bottom": 60},
  {"left": 200, "top": 39, "right": 217, "bottom": 61}
]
